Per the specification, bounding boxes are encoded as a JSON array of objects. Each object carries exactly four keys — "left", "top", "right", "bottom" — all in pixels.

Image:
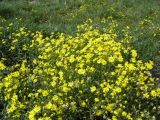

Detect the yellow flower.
[
  {"left": 29, "top": 106, "right": 41, "bottom": 120},
  {"left": 81, "top": 101, "right": 86, "bottom": 107},
  {"left": 97, "top": 58, "right": 107, "bottom": 65},
  {"left": 68, "top": 82, "right": 74, "bottom": 87},
  {"left": 151, "top": 90, "right": 157, "bottom": 97},
  {"left": 118, "top": 55, "right": 123, "bottom": 62},
  {"left": 33, "top": 106, "right": 41, "bottom": 112},
  {"left": 107, "top": 104, "right": 114, "bottom": 111},
  {"left": 112, "top": 115, "right": 117, "bottom": 120},
  {"left": 69, "top": 55, "right": 75, "bottom": 63},
  {"left": 128, "top": 63, "right": 136, "bottom": 71},
  {"left": 90, "top": 86, "right": 96, "bottom": 93},
  {"left": 131, "top": 50, "right": 137, "bottom": 58},
  {"left": 95, "top": 110, "right": 102, "bottom": 116},
  {"left": 97, "top": 46, "right": 103, "bottom": 51},
  {"left": 143, "top": 93, "right": 149, "bottom": 98},
  {"left": 45, "top": 102, "right": 53, "bottom": 109},
  {"left": 85, "top": 53, "right": 92, "bottom": 60},
  {"left": 56, "top": 61, "right": 62, "bottom": 66},
  {"left": 52, "top": 95, "right": 59, "bottom": 101},
  {"left": 122, "top": 111, "right": 127, "bottom": 116},
  {"left": 51, "top": 81, "right": 56, "bottom": 87},
  {"left": 42, "top": 90, "right": 49, "bottom": 97},
  {"left": 78, "top": 68, "right": 85, "bottom": 75},
  {"left": 7, "top": 104, "right": 16, "bottom": 113},
  {"left": 62, "top": 86, "right": 69, "bottom": 93},
  {"left": 94, "top": 98, "right": 99, "bottom": 102},
  {"left": 145, "top": 61, "right": 153, "bottom": 70},
  {"left": 103, "top": 87, "right": 109, "bottom": 93},
  {"left": 108, "top": 56, "right": 114, "bottom": 63}
]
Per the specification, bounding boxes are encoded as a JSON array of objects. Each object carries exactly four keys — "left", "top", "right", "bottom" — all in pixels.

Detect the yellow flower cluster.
[{"left": 0, "top": 19, "right": 159, "bottom": 120}]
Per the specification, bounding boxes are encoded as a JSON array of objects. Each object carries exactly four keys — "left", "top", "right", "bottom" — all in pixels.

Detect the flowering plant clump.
[{"left": 0, "top": 19, "right": 160, "bottom": 120}]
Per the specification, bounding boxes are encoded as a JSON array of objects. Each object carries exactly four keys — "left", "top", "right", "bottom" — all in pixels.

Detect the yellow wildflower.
[
  {"left": 90, "top": 86, "right": 96, "bottom": 93},
  {"left": 78, "top": 68, "right": 85, "bottom": 75}
]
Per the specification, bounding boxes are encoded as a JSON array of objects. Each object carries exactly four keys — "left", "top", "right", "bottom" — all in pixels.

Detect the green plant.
[{"left": 0, "top": 19, "right": 159, "bottom": 120}]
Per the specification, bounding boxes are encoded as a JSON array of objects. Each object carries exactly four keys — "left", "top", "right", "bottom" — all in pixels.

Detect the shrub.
[{"left": 0, "top": 19, "right": 159, "bottom": 120}]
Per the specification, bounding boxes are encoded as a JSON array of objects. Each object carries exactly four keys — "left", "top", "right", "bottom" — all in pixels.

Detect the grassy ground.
[{"left": 0, "top": 0, "right": 160, "bottom": 64}]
